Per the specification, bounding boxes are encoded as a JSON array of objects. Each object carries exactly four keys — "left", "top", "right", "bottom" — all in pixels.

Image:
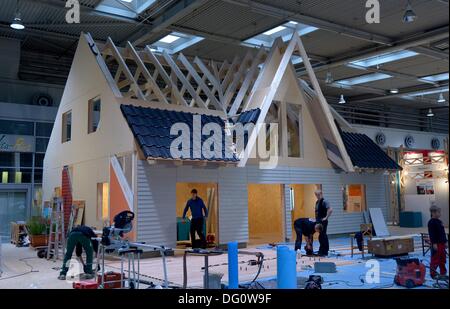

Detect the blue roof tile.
[
  {"left": 121, "top": 105, "right": 238, "bottom": 162},
  {"left": 340, "top": 131, "right": 401, "bottom": 170}
]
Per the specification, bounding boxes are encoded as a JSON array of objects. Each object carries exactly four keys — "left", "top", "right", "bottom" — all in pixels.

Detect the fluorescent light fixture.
[
  {"left": 336, "top": 73, "right": 392, "bottom": 86},
  {"left": 243, "top": 21, "right": 318, "bottom": 48},
  {"left": 10, "top": 13, "right": 25, "bottom": 30},
  {"left": 338, "top": 94, "right": 346, "bottom": 104},
  {"left": 150, "top": 31, "right": 204, "bottom": 54},
  {"left": 406, "top": 87, "right": 449, "bottom": 97},
  {"left": 263, "top": 26, "right": 287, "bottom": 36},
  {"left": 390, "top": 88, "right": 399, "bottom": 94},
  {"left": 427, "top": 108, "right": 434, "bottom": 117},
  {"left": 421, "top": 72, "right": 449, "bottom": 82},
  {"left": 121, "top": 0, "right": 133, "bottom": 2},
  {"left": 438, "top": 93, "right": 446, "bottom": 103},
  {"left": 349, "top": 50, "right": 418, "bottom": 68},
  {"left": 159, "top": 34, "right": 180, "bottom": 44}
]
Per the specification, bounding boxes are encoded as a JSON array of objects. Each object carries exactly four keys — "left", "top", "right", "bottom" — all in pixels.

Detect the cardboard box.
[{"left": 368, "top": 236, "right": 414, "bottom": 257}]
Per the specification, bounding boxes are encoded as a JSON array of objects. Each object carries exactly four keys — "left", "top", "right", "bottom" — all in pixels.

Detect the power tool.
[{"left": 393, "top": 257, "right": 426, "bottom": 288}]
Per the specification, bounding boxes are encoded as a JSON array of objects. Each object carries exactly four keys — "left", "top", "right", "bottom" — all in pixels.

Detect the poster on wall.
[{"left": 416, "top": 180, "right": 435, "bottom": 195}]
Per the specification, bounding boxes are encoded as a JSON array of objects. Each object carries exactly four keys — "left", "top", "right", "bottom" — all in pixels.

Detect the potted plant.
[{"left": 27, "top": 216, "right": 48, "bottom": 247}]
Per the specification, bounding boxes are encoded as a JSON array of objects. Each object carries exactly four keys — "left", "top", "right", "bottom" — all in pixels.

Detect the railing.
[{"left": 331, "top": 104, "right": 448, "bottom": 133}]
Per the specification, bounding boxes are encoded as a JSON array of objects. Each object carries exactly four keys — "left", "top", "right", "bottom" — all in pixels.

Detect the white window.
[
  {"left": 343, "top": 184, "right": 367, "bottom": 213},
  {"left": 62, "top": 111, "right": 72, "bottom": 143},
  {"left": 88, "top": 97, "right": 101, "bottom": 133}
]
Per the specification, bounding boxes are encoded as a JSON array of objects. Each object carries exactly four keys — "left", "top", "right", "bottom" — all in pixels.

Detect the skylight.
[
  {"left": 243, "top": 21, "right": 318, "bottom": 48},
  {"left": 421, "top": 72, "right": 449, "bottom": 82},
  {"left": 335, "top": 73, "right": 392, "bottom": 86},
  {"left": 150, "top": 32, "right": 204, "bottom": 54},
  {"left": 96, "top": 0, "right": 158, "bottom": 18},
  {"left": 263, "top": 26, "right": 287, "bottom": 36},
  {"left": 349, "top": 50, "right": 419, "bottom": 68},
  {"left": 159, "top": 34, "right": 180, "bottom": 44}
]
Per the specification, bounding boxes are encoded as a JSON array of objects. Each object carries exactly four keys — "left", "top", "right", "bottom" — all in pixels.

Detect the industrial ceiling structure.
[{"left": 0, "top": 0, "right": 448, "bottom": 132}]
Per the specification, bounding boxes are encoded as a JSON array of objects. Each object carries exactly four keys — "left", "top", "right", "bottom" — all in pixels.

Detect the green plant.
[{"left": 27, "top": 216, "right": 47, "bottom": 235}]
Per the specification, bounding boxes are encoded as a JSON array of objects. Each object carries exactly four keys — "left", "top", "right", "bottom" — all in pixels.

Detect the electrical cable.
[{"left": 0, "top": 257, "right": 39, "bottom": 281}]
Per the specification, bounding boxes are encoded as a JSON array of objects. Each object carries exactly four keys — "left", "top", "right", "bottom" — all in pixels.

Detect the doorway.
[
  {"left": 176, "top": 182, "right": 219, "bottom": 247},
  {"left": 248, "top": 184, "right": 284, "bottom": 245},
  {"left": 289, "top": 184, "right": 321, "bottom": 237},
  {"left": 0, "top": 190, "right": 28, "bottom": 238}
]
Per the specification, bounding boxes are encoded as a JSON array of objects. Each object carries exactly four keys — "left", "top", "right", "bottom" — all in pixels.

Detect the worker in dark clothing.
[
  {"left": 315, "top": 190, "right": 333, "bottom": 256},
  {"left": 183, "top": 189, "right": 208, "bottom": 249},
  {"left": 58, "top": 225, "right": 99, "bottom": 280},
  {"left": 293, "top": 218, "right": 323, "bottom": 255},
  {"left": 428, "top": 205, "right": 448, "bottom": 278}
]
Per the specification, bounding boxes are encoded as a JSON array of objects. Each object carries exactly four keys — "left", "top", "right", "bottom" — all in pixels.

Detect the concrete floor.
[{"left": 0, "top": 226, "right": 447, "bottom": 289}]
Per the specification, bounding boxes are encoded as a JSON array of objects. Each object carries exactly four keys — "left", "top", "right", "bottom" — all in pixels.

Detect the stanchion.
[
  {"left": 228, "top": 241, "right": 239, "bottom": 289},
  {"left": 277, "top": 246, "right": 296, "bottom": 289}
]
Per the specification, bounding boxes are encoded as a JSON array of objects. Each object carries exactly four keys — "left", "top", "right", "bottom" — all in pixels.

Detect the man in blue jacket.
[{"left": 183, "top": 189, "right": 208, "bottom": 248}]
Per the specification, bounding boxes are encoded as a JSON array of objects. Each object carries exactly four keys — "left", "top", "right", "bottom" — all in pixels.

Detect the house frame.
[{"left": 43, "top": 32, "right": 399, "bottom": 247}]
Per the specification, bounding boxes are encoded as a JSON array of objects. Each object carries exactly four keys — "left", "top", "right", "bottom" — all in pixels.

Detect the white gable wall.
[{"left": 43, "top": 35, "right": 135, "bottom": 228}]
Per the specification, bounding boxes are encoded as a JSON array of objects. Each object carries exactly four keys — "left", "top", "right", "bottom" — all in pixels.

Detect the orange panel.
[{"left": 109, "top": 164, "right": 136, "bottom": 241}]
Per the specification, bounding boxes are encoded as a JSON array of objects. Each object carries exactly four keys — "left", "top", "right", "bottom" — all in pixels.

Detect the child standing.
[{"left": 428, "top": 205, "right": 448, "bottom": 278}]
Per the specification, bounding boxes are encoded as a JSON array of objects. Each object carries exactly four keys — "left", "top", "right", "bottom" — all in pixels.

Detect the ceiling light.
[
  {"left": 263, "top": 26, "right": 287, "bottom": 36},
  {"left": 427, "top": 108, "right": 434, "bottom": 117},
  {"left": 338, "top": 94, "right": 346, "bottom": 104},
  {"left": 10, "top": 12, "right": 24, "bottom": 30},
  {"left": 120, "top": 0, "right": 133, "bottom": 2},
  {"left": 390, "top": 88, "right": 399, "bottom": 94},
  {"left": 349, "top": 50, "right": 418, "bottom": 68},
  {"left": 421, "top": 72, "right": 449, "bottom": 82},
  {"left": 325, "top": 72, "right": 334, "bottom": 84},
  {"left": 159, "top": 34, "right": 180, "bottom": 44},
  {"left": 403, "top": 1, "right": 417, "bottom": 23},
  {"left": 437, "top": 93, "right": 446, "bottom": 103},
  {"left": 336, "top": 73, "right": 392, "bottom": 86}
]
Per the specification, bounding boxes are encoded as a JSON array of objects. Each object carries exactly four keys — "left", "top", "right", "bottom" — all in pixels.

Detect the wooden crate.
[
  {"left": 10, "top": 222, "right": 27, "bottom": 245},
  {"left": 368, "top": 236, "right": 414, "bottom": 257}
]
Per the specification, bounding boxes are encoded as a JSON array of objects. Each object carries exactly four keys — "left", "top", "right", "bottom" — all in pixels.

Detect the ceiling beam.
[
  {"left": 410, "top": 46, "right": 449, "bottom": 61},
  {"left": 347, "top": 84, "right": 449, "bottom": 104},
  {"left": 131, "top": 0, "right": 210, "bottom": 46},
  {"left": 222, "top": 0, "right": 394, "bottom": 45},
  {"left": 23, "top": 0, "right": 144, "bottom": 25},
  {"left": 297, "top": 26, "right": 450, "bottom": 75}
]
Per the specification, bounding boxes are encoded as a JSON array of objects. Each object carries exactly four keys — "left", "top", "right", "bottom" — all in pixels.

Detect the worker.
[
  {"left": 58, "top": 225, "right": 99, "bottom": 280},
  {"left": 314, "top": 190, "right": 333, "bottom": 256},
  {"left": 182, "top": 189, "right": 208, "bottom": 248},
  {"left": 293, "top": 218, "right": 323, "bottom": 255},
  {"left": 428, "top": 204, "right": 447, "bottom": 278}
]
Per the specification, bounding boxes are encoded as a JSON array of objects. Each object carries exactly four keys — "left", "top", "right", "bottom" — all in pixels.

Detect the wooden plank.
[
  {"left": 178, "top": 53, "right": 224, "bottom": 111},
  {"left": 125, "top": 42, "right": 169, "bottom": 104},
  {"left": 163, "top": 51, "right": 207, "bottom": 109},
  {"left": 222, "top": 51, "right": 253, "bottom": 109}
]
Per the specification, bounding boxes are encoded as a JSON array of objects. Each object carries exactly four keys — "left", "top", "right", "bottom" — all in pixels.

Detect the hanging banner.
[{"left": 0, "top": 134, "right": 35, "bottom": 153}]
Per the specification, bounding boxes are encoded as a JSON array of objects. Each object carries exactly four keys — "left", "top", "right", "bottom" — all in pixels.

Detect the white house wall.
[
  {"left": 43, "top": 35, "right": 136, "bottom": 228},
  {"left": 136, "top": 161, "right": 389, "bottom": 246}
]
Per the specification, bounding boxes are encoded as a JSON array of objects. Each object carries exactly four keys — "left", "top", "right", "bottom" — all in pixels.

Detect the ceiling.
[{"left": 0, "top": 0, "right": 448, "bottom": 130}]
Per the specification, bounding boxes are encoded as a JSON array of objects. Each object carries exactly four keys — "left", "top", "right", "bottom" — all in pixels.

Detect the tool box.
[
  {"left": 73, "top": 281, "right": 98, "bottom": 289},
  {"left": 97, "top": 271, "right": 123, "bottom": 289},
  {"left": 394, "top": 257, "right": 426, "bottom": 288}
]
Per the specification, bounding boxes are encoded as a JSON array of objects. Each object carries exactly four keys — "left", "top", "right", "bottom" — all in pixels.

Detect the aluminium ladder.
[{"left": 47, "top": 197, "right": 66, "bottom": 262}]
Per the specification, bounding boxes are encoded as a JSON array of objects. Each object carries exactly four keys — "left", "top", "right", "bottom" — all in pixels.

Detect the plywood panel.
[{"left": 248, "top": 184, "right": 284, "bottom": 244}]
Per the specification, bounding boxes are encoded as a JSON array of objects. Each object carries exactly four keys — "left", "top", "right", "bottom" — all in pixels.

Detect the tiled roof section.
[
  {"left": 340, "top": 131, "right": 401, "bottom": 170},
  {"left": 236, "top": 108, "right": 261, "bottom": 124},
  {"left": 120, "top": 105, "right": 238, "bottom": 162}
]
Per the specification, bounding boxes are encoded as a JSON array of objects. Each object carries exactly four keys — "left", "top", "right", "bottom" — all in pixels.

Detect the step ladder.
[{"left": 47, "top": 197, "right": 66, "bottom": 262}]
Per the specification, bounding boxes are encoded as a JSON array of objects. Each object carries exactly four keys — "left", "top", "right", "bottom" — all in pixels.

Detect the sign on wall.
[{"left": 0, "top": 134, "right": 35, "bottom": 152}]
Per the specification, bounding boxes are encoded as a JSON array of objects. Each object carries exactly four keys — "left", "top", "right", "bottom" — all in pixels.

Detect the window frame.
[
  {"left": 342, "top": 184, "right": 367, "bottom": 213},
  {"left": 61, "top": 110, "right": 72, "bottom": 143},
  {"left": 88, "top": 96, "right": 101, "bottom": 134}
]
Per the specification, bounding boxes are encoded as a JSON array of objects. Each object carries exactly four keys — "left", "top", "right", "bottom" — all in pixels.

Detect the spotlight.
[
  {"left": 403, "top": 1, "right": 417, "bottom": 23},
  {"left": 390, "top": 88, "right": 399, "bottom": 94},
  {"left": 426, "top": 108, "right": 434, "bottom": 117},
  {"left": 338, "top": 94, "right": 346, "bottom": 104},
  {"left": 437, "top": 93, "right": 446, "bottom": 103},
  {"left": 10, "top": 12, "right": 25, "bottom": 30}
]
